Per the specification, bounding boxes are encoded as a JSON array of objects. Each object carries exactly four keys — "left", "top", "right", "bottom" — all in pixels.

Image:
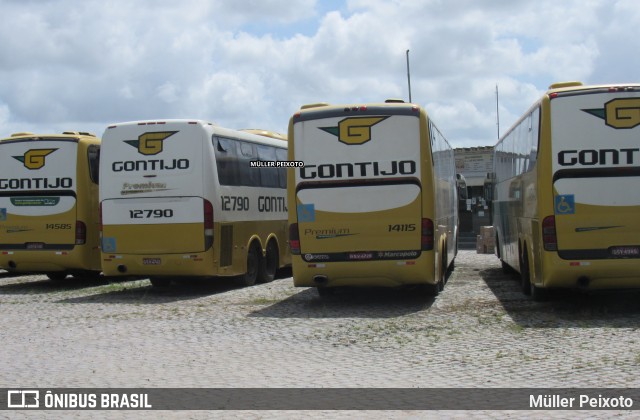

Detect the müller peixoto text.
[{"left": 530, "top": 393, "right": 634, "bottom": 409}]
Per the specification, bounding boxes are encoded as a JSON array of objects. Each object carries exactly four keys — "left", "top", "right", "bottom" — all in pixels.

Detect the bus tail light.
[
  {"left": 421, "top": 218, "right": 434, "bottom": 251},
  {"left": 204, "top": 199, "right": 214, "bottom": 250},
  {"left": 289, "top": 223, "right": 300, "bottom": 255},
  {"left": 543, "top": 215, "right": 557, "bottom": 251},
  {"left": 75, "top": 221, "right": 87, "bottom": 245}
]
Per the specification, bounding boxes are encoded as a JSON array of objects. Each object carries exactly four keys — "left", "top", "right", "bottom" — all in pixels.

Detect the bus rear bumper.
[
  {"left": 541, "top": 257, "right": 640, "bottom": 290},
  {"left": 292, "top": 257, "right": 437, "bottom": 288},
  {"left": 100, "top": 252, "right": 221, "bottom": 277},
  {"left": 0, "top": 250, "right": 96, "bottom": 272}
]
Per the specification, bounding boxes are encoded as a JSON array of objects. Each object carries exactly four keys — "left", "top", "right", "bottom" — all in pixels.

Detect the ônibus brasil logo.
[
  {"left": 320, "top": 116, "right": 389, "bottom": 145},
  {"left": 124, "top": 131, "right": 178, "bottom": 155},
  {"left": 582, "top": 98, "right": 640, "bottom": 129},
  {"left": 12, "top": 149, "right": 58, "bottom": 170}
]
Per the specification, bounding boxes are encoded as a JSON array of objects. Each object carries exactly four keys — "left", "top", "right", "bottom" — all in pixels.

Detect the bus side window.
[
  {"left": 528, "top": 107, "right": 540, "bottom": 171},
  {"left": 238, "top": 141, "right": 260, "bottom": 187},
  {"left": 257, "top": 145, "right": 278, "bottom": 188},
  {"left": 214, "top": 136, "right": 240, "bottom": 186},
  {"left": 275, "top": 148, "right": 287, "bottom": 189},
  {"left": 87, "top": 145, "right": 100, "bottom": 184}
]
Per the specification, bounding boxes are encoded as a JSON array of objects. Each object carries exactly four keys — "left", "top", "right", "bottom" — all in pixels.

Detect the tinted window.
[
  {"left": 213, "top": 135, "right": 286, "bottom": 189},
  {"left": 87, "top": 145, "right": 100, "bottom": 184}
]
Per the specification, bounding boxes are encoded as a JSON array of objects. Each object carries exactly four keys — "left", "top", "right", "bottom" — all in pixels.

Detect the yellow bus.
[
  {"left": 99, "top": 120, "right": 290, "bottom": 287},
  {"left": 287, "top": 100, "right": 458, "bottom": 296},
  {"left": 493, "top": 82, "right": 640, "bottom": 299},
  {"left": 0, "top": 132, "right": 101, "bottom": 280}
]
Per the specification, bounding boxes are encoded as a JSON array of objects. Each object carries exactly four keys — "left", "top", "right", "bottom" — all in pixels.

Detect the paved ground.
[{"left": 1, "top": 251, "right": 639, "bottom": 419}]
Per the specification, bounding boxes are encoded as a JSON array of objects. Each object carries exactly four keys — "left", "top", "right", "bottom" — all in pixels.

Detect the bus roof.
[
  {"left": 292, "top": 100, "right": 423, "bottom": 123},
  {"left": 546, "top": 81, "right": 640, "bottom": 95},
  {"left": 1, "top": 132, "right": 98, "bottom": 142},
  {"left": 494, "top": 82, "right": 640, "bottom": 148},
  {"left": 104, "top": 119, "right": 287, "bottom": 149},
  {"left": 239, "top": 129, "right": 287, "bottom": 142}
]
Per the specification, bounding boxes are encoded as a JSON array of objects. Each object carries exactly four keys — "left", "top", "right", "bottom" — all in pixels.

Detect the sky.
[{"left": 0, "top": 0, "right": 638, "bottom": 148}]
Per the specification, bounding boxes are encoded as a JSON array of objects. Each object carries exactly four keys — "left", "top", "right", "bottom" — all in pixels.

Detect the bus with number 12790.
[{"left": 99, "top": 120, "right": 291, "bottom": 287}]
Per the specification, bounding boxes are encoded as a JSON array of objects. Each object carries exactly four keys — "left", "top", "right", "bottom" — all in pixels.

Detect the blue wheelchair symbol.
[
  {"left": 102, "top": 237, "right": 117, "bottom": 252},
  {"left": 297, "top": 204, "right": 315, "bottom": 222},
  {"left": 555, "top": 194, "right": 575, "bottom": 215}
]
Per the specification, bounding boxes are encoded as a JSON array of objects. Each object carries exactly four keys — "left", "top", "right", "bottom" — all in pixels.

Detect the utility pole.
[
  {"left": 495, "top": 84, "right": 500, "bottom": 140},
  {"left": 406, "top": 49, "right": 412, "bottom": 103}
]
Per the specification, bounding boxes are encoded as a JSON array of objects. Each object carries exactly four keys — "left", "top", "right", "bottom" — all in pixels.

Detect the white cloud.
[{"left": 0, "top": 0, "right": 637, "bottom": 145}]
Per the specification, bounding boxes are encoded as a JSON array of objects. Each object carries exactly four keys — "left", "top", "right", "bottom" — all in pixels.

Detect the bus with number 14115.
[{"left": 288, "top": 100, "right": 458, "bottom": 296}]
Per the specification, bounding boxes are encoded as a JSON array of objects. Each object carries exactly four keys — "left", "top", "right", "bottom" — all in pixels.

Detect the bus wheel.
[
  {"left": 442, "top": 242, "right": 449, "bottom": 286},
  {"left": 501, "top": 260, "right": 513, "bottom": 275},
  {"left": 317, "top": 287, "right": 335, "bottom": 298},
  {"left": 77, "top": 270, "right": 102, "bottom": 282},
  {"left": 520, "top": 247, "right": 532, "bottom": 296},
  {"left": 530, "top": 282, "right": 547, "bottom": 301},
  {"left": 47, "top": 272, "right": 68, "bottom": 282},
  {"left": 258, "top": 240, "right": 278, "bottom": 283},
  {"left": 241, "top": 243, "right": 261, "bottom": 287},
  {"left": 149, "top": 277, "right": 171, "bottom": 288},
  {"left": 423, "top": 283, "right": 440, "bottom": 296}
]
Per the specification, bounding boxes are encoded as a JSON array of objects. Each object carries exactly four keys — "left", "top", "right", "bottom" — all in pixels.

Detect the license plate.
[
  {"left": 142, "top": 258, "right": 161, "bottom": 265},
  {"left": 25, "top": 242, "right": 44, "bottom": 249},
  {"left": 610, "top": 246, "right": 640, "bottom": 257}
]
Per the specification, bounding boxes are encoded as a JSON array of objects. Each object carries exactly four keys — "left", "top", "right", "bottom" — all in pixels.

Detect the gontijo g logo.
[
  {"left": 12, "top": 149, "right": 57, "bottom": 170},
  {"left": 320, "top": 116, "right": 389, "bottom": 145},
  {"left": 124, "top": 131, "right": 178, "bottom": 155},
  {"left": 583, "top": 98, "right": 640, "bottom": 129}
]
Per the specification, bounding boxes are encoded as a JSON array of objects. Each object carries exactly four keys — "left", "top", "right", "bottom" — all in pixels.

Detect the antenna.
[
  {"left": 495, "top": 84, "right": 500, "bottom": 140},
  {"left": 406, "top": 49, "right": 412, "bottom": 103}
]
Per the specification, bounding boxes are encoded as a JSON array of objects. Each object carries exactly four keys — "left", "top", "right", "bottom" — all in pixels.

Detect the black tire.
[
  {"left": 501, "top": 260, "right": 512, "bottom": 275},
  {"left": 76, "top": 270, "right": 102, "bottom": 281},
  {"left": 149, "top": 277, "right": 171, "bottom": 288},
  {"left": 440, "top": 244, "right": 448, "bottom": 289},
  {"left": 258, "top": 240, "right": 278, "bottom": 283},
  {"left": 530, "top": 281, "right": 548, "bottom": 301},
  {"left": 47, "top": 272, "right": 68, "bottom": 282},
  {"left": 423, "top": 282, "right": 440, "bottom": 296},
  {"left": 240, "top": 243, "right": 261, "bottom": 287},
  {"left": 317, "top": 287, "right": 335, "bottom": 298},
  {"left": 520, "top": 247, "right": 532, "bottom": 296}
]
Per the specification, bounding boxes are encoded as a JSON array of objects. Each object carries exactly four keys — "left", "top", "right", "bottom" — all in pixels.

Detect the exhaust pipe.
[
  {"left": 577, "top": 276, "right": 590, "bottom": 289},
  {"left": 313, "top": 275, "right": 328, "bottom": 286},
  {"left": 117, "top": 265, "right": 127, "bottom": 274}
]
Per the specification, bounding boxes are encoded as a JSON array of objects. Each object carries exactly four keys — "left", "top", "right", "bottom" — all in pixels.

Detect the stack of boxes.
[{"left": 476, "top": 226, "right": 496, "bottom": 254}]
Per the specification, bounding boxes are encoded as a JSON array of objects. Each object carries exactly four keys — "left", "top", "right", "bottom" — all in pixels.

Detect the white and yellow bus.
[
  {"left": 99, "top": 120, "right": 290, "bottom": 287},
  {"left": 0, "top": 132, "right": 101, "bottom": 280},
  {"left": 288, "top": 100, "right": 458, "bottom": 296},
  {"left": 493, "top": 82, "right": 640, "bottom": 299}
]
